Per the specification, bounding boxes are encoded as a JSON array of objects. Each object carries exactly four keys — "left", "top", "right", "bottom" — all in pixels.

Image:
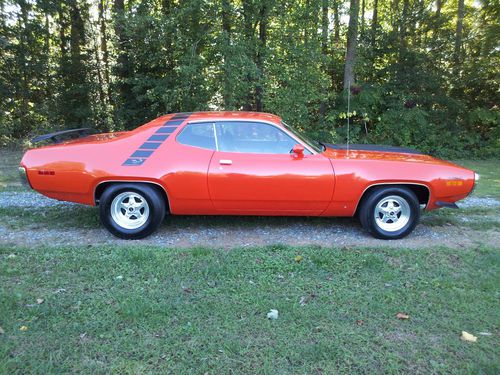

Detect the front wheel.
[
  {"left": 359, "top": 186, "right": 420, "bottom": 239},
  {"left": 99, "top": 183, "right": 166, "bottom": 239}
]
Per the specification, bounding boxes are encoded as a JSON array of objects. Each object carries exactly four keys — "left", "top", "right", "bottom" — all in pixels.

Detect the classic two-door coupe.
[{"left": 19, "top": 111, "right": 478, "bottom": 240}]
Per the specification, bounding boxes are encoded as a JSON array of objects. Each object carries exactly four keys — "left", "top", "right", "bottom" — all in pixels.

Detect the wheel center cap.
[
  {"left": 390, "top": 212, "right": 395, "bottom": 216},
  {"left": 129, "top": 207, "right": 134, "bottom": 212}
]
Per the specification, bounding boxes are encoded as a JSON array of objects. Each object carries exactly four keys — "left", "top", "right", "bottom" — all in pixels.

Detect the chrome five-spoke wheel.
[
  {"left": 359, "top": 186, "right": 420, "bottom": 239},
  {"left": 374, "top": 195, "right": 410, "bottom": 232},
  {"left": 111, "top": 192, "right": 150, "bottom": 229},
  {"left": 99, "top": 183, "right": 166, "bottom": 239}
]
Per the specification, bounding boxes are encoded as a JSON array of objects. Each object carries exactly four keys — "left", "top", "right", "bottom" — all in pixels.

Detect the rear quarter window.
[{"left": 176, "top": 123, "right": 216, "bottom": 150}]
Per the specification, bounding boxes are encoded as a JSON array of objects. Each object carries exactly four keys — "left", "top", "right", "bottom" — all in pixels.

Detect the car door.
[
  {"left": 207, "top": 121, "right": 335, "bottom": 215},
  {"left": 163, "top": 121, "right": 216, "bottom": 214}
]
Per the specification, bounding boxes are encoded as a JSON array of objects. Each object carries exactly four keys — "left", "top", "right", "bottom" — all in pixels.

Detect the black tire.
[
  {"left": 359, "top": 186, "right": 420, "bottom": 240},
  {"left": 99, "top": 183, "right": 166, "bottom": 239}
]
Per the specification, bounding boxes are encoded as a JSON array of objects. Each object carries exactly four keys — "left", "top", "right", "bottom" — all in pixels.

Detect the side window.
[
  {"left": 176, "top": 122, "right": 216, "bottom": 150},
  {"left": 215, "top": 121, "right": 300, "bottom": 154}
]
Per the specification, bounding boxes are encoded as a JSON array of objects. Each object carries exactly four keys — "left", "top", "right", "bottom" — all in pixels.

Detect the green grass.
[
  {"left": 453, "top": 159, "right": 500, "bottom": 198},
  {"left": 1, "top": 150, "right": 499, "bottom": 373},
  {"left": 424, "top": 206, "right": 500, "bottom": 230},
  {"left": 0, "top": 206, "right": 100, "bottom": 230},
  {"left": 0, "top": 148, "right": 25, "bottom": 192},
  {"left": 1, "top": 245, "right": 499, "bottom": 374}
]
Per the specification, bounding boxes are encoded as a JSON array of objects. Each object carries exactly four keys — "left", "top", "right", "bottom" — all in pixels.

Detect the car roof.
[{"left": 147, "top": 111, "right": 282, "bottom": 128}]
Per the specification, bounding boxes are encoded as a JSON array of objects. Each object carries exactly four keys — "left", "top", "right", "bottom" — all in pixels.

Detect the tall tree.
[
  {"left": 344, "top": 0, "right": 360, "bottom": 89},
  {"left": 454, "top": 0, "right": 465, "bottom": 69},
  {"left": 255, "top": 2, "right": 269, "bottom": 112},
  {"left": 113, "top": 0, "right": 134, "bottom": 128},
  {"left": 332, "top": 0, "right": 340, "bottom": 44},
  {"left": 371, "top": 0, "right": 379, "bottom": 49},
  {"left": 98, "top": 0, "right": 111, "bottom": 105},
  {"left": 221, "top": 0, "right": 233, "bottom": 109}
]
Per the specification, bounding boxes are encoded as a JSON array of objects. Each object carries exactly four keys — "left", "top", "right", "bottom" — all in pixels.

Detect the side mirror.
[{"left": 291, "top": 143, "right": 305, "bottom": 156}]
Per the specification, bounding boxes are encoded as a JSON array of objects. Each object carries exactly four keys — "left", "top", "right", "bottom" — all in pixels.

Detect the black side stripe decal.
[
  {"left": 122, "top": 113, "right": 192, "bottom": 166},
  {"left": 139, "top": 142, "right": 161, "bottom": 150}
]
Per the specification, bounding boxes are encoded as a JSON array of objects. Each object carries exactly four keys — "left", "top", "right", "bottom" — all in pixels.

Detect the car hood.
[{"left": 321, "top": 143, "right": 458, "bottom": 167}]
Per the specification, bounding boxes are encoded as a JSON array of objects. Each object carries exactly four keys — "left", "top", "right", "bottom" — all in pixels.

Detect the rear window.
[{"left": 176, "top": 123, "right": 216, "bottom": 150}]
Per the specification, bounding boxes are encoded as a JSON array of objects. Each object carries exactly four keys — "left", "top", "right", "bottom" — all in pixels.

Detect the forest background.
[{"left": 0, "top": 0, "right": 498, "bottom": 158}]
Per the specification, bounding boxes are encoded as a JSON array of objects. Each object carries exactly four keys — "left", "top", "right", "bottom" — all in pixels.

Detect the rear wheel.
[
  {"left": 99, "top": 183, "right": 166, "bottom": 239},
  {"left": 359, "top": 186, "right": 420, "bottom": 239}
]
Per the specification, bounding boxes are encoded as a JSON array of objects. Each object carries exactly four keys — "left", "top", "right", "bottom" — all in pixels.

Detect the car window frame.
[{"left": 184, "top": 119, "right": 317, "bottom": 155}]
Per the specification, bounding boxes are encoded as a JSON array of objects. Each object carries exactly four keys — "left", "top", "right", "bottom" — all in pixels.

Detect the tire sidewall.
[
  {"left": 99, "top": 184, "right": 166, "bottom": 239},
  {"left": 362, "top": 187, "right": 420, "bottom": 240}
]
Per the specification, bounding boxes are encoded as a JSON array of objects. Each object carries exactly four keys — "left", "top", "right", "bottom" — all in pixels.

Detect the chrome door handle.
[{"left": 219, "top": 159, "right": 232, "bottom": 165}]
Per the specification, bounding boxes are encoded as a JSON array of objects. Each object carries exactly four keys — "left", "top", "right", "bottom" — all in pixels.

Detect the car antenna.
[{"left": 346, "top": 80, "right": 351, "bottom": 157}]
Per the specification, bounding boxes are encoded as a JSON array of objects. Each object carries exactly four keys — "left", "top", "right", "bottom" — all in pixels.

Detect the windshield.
[{"left": 282, "top": 122, "right": 324, "bottom": 153}]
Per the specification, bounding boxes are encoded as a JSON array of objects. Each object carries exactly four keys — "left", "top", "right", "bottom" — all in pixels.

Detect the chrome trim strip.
[{"left": 212, "top": 122, "right": 219, "bottom": 151}]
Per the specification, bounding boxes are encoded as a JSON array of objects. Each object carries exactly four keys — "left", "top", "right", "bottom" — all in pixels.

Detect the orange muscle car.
[{"left": 19, "top": 111, "right": 478, "bottom": 240}]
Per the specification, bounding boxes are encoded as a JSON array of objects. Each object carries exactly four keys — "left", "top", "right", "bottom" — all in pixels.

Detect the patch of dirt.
[
  {"left": 1, "top": 192, "right": 499, "bottom": 249},
  {"left": 1, "top": 215, "right": 499, "bottom": 249}
]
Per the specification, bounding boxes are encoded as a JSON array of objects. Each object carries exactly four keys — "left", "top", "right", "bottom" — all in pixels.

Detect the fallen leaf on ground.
[
  {"left": 7, "top": 253, "right": 16, "bottom": 259},
  {"left": 396, "top": 313, "right": 410, "bottom": 320},
  {"left": 356, "top": 320, "right": 364, "bottom": 326},
  {"left": 20, "top": 326, "right": 28, "bottom": 331},
  {"left": 295, "top": 255, "right": 303, "bottom": 263},
  {"left": 267, "top": 309, "right": 279, "bottom": 320},
  {"left": 461, "top": 331, "right": 477, "bottom": 342},
  {"left": 36, "top": 298, "right": 44, "bottom": 305},
  {"left": 0, "top": 326, "right": 4, "bottom": 334}
]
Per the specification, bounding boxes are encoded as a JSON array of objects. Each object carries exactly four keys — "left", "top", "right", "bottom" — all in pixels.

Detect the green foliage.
[{"left": 0, "top": 0, "right": 498, "bottom": 157}]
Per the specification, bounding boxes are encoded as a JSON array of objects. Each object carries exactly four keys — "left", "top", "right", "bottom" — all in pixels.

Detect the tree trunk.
[
  {"left": 18, "top": 0, "right": 29, "bottom": 124},
  {"left": 436, "top": 0, "right": 442, "bottom": 18},
  {"left": 333, "top": 0, "right": 340, "bottom": 44},
  {"left": 255, "top": 3, "right": 268, "bottom": 112},
  {"left": 98, "top": 0, "right": 111, "bottom": 105},
  {"left": 58, "top": 3, "right": 68, "bottom": 60},
  {"left": 69, "top": 0, "right": 90, "bottom": 126},
  {"left": 400, "top": 0, "right": 409, "bottom": 50},
  {"left": 391, "top": 0, "right": 400, "bottom": 32},
  {"left": 321, "top": 0, "right": 328, "bottom": 55},
  {"left": 221, "top": 0, "right": 233, "bottom": 109},
  {"left": 113, "top": 0, "right": 134, "bottom": 127},
  {"left": 454, "top": 0, "right": 465, "bottom": 68},
  {"left": 361, "top": 0, "right": 365, "bottom": 37},
  {"left": 371, "top": 0, "right": 378, "bottom": 49},
  {"left": 320, "top": 0, "right": 329, "bottom": 117},
  {"left": 242, "top": 0, "right": 254, "bottom": 110},
  {"left": 343, "top": 0, "right": 360, "bottom": 90}
]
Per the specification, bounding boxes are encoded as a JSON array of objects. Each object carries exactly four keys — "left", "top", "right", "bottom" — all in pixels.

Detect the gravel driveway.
[{"left": 1, "top": 191, "right": 499, "bottom": 249}]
